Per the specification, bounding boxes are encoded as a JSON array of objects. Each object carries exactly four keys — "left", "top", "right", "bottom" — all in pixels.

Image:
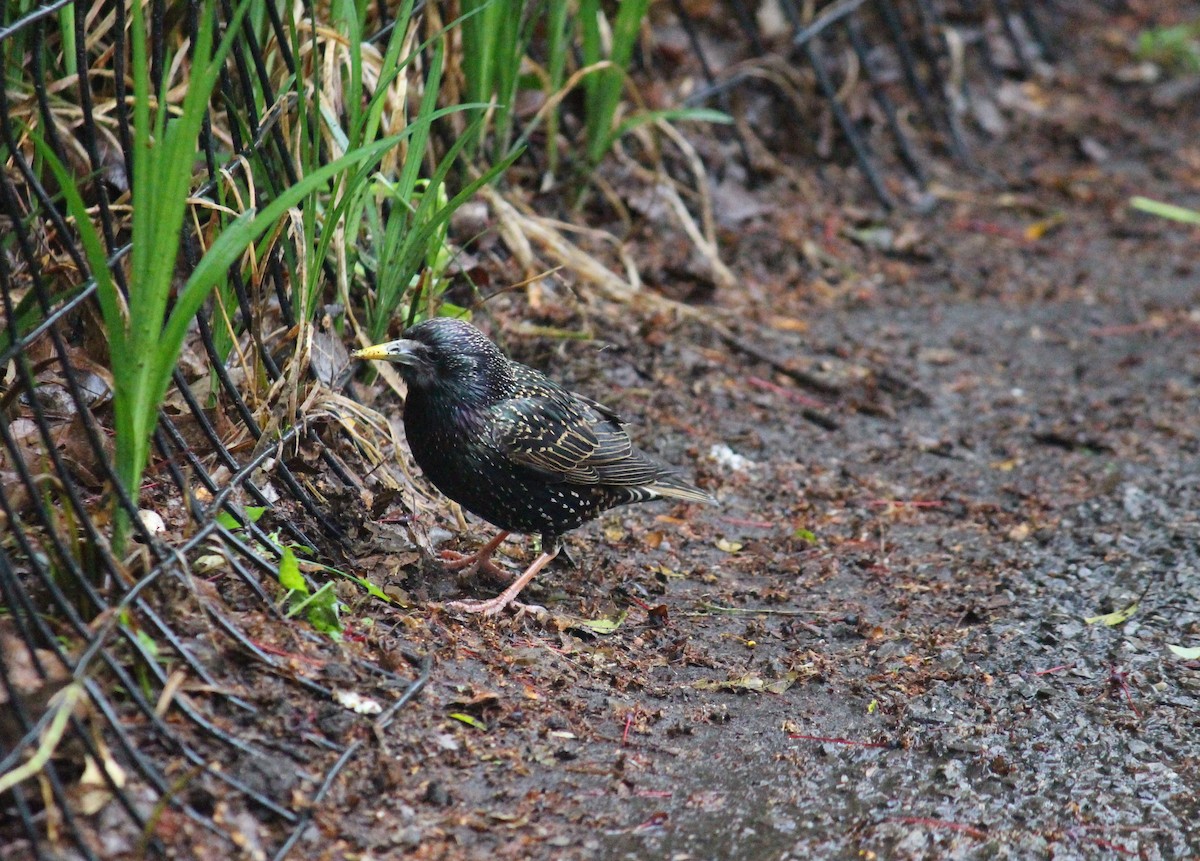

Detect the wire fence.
[
  {"left": 1, "top": 1, "right": 432, "bottom": 857},
  {"left": 0, "top": 1, "right": 1049, "bottom": 857},
  {"left": 677, "top": 0, "right": 1053, "bottom": 207}
]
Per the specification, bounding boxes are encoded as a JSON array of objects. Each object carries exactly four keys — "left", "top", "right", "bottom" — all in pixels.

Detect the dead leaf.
[
  {"left": 569, "top": 611, "right": 628, "bottom": 636},
  {"left": 693, "top": 671, "right": 801, "bottom": 694},
  {"left": 1085, "top": 603, "right": 1137, "bottom": 627},
  {"left": 73, "top": 749, "right": 126, "bottom": 815}
]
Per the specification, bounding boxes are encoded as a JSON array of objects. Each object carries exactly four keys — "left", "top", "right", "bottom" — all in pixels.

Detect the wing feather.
[{"left": 489, "top": 393, "right": 660, "bottom": 487}]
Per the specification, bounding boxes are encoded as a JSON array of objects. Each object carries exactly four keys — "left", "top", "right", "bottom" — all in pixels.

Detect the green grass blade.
[
  {"left": 1130, "top": 196, "right": 1200, "bottom": 225},
  {"left": 608, "top": 107, "right": 732, "bottom": 150},
  {"left": 545, "top": 0, "right": 570, "bottom": 175},
  {"left": 578, "top": 0, "right": 651, "bottom": 164},
  {"left": 162, "top": 134, "right": 405, "bottom": 378}
]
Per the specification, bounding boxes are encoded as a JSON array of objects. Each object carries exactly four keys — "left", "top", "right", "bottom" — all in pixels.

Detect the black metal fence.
[
  {"left": 1, "top": 2, "right": 432, "bottom": 857},
  {"left": 0, "top": 1, "right": 1048, "bottom": 857},
  {"left": 676, "top": 0, "right": 1053, "bottom": 206}
]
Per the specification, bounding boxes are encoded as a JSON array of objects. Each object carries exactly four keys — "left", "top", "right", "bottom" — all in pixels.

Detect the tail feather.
[{"left": 647, "top": 472, "right": 716, "bottom": 505}]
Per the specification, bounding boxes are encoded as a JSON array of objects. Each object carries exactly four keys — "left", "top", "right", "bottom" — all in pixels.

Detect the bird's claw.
[
  {"left": 438, "top": 549, "right": 512, "bottom": 582},
  {"left": 512, "top": 601, "right": 549, "bottom": 621},
  {"left": 442, "top": 597, "right": 548, "bottom": 620}
]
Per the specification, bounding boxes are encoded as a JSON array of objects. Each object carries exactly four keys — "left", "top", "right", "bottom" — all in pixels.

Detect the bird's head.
[{"left": 352, "top": 317, "right": 507, "bottom": 397}]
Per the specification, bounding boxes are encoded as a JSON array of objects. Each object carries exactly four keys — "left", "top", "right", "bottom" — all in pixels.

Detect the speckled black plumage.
[{"left": 376, "top": 317, "right": 710, "bottom": 549}]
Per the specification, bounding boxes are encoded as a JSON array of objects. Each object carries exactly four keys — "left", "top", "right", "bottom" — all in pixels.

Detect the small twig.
[
  {"left": 1108, "top": 665, "right": 1142, "bottom": 720},
  {"left": 720, "top": 516, "right": 776, "bottom": 529},
  {"left": 373, "top": 651, "right": 433, "bottom": 741},
  {"left": 887, "top": 816, "right": 987, "bottom": 840},
  {"left": 247, "top": 639, "right": 326, "bottom": 667},
  {"left": 1032, "top": 430, "right": 1113, "bottom": 453},
  {"left": 789, "top": 733, "right": 891, "bottom": 749},
  {"left": 747, "top": 375, "right": 828, "bottom": 409},
  {"left": 951, "top": 218, "right": 1032, "bottom": 244},
  {"left": 1075, "top": 835, "right": 1136, "bottom": 855},
  {"left": 632, "top": 812, "right": 669, "bottom": 831},
  {"left": 745, "top": 375, "right": 841, "bottom": 429},
  {"left": 697, "top": 601, "right": 835, "bottom": 618},
  {"left": 1064, "top": 825, "right": 1139, "bottom": 855},
  {"left": 622, "top": 708, "right": 637, "bottom": 746},
  {"left": 800, "top": 407, "right": 842, "bottom": 431},
  {"left": 619, "top": 590, "right": 655, "bottom": 613},
  {"left": 272, "top": 740, "right": 362, "bottom": 861},
  {"left": 1087, "top": 318, "right": 1186, "bottom": 338},
  {"left": 716, "top": 329, "right": 844, "bottom": 396}
]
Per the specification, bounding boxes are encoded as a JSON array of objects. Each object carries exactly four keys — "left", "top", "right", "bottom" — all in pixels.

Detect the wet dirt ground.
[
  {"left": 227, "top": 7, "right": 1199, "bottom": 861},
  {"left": 314, "top": 12, "right": 1200, "bottom": 861}
]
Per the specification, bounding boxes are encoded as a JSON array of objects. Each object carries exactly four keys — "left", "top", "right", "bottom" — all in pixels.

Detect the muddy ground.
[
  {"left": 171, "top": 6, "right": 1199, "bottom": 861},
  {"left": 313, "top": 9, "right": 1200, "bottom": 861}
]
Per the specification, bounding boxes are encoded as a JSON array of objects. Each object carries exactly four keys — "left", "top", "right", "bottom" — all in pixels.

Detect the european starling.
[{"left": 353, "top": 317, "right": 712, "bottom": 616}]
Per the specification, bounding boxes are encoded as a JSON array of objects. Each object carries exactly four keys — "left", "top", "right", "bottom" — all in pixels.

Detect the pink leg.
[
  {"left": 439, "top": 531, "right": 510, "bottom": 580},
  {"left": 444, "top": 546, "right": 559, "bottom": 617}
]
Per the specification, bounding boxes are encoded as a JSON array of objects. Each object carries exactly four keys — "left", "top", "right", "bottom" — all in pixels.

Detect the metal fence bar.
[
  {"left": 846, "top": 15, "right": 928, "bottom": 185},
  {"left": 801, "top": 36, "right": 896, "bottom": 207},
  {"left": 0, "top": 2, "right": 428, "bottom": 855}
]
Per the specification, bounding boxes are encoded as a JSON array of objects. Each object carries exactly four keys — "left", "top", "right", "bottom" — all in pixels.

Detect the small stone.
[
  {"left": 422, "top": 781, "right": 451, "bottom": 806},
  {"left": 392, "top": 825, "right": 422, "bottom": 848}
]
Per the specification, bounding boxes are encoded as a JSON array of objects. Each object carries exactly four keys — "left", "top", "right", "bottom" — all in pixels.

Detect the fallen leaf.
[
  {"left": 1024, "top": 212, "right": 1066, "bottom": 240},
  {"left": 769, "top": 315, "right": 809, "bottom": 333},
  {"left": 448, "top": 712, "right": 487, "bottom": 730},
  {"left": 569, "top": 611, "right": 628, "bottom": 636},
  {"left": 693, "top": 671, "right": 800, "bottom": 694},
  {"left": 193, "top": 554, "right": 227, "bottom": 574},
  {"left": 792, "top": 527, "right": 817, "bottom": 544},
  {"left": 604, "top": 524, "right": 626, "bottom": 542},
  {"left": 1084, "top": 603, "right": 1137, "bottom": 627},
  {"left": 74, "top": 749, "right": 126, "bottom": 816},
  {"left": 278, "top": 546, "right": 305, "bottom": 592},
  {"left": 215, "top": 505, "right": 267, "bottom": 530}
]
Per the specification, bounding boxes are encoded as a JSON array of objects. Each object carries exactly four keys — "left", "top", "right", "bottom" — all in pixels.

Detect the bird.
[{"left": 352, "top": 316, "right": 713, "bottom": 616}]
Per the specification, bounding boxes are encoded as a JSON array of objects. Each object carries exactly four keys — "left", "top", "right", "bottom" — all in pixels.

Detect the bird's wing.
[{"left": 488, "top": 395, "right": 660, "bottom": 486}]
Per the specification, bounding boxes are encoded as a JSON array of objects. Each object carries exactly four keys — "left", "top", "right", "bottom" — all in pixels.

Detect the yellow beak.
[{"left": 351, "top": 339, "right": 421, "bottom": 363}]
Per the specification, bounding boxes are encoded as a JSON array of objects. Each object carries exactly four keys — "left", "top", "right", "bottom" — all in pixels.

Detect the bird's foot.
[
  {"left": 441, "top": 548, "right": 558, "bottom": 620},
  {"left": 443, "top": 596, "right": 548, "bottom": 620},
  {"left": 437, "top": 531, "right": 512, "bottom": 581},
  {"left": 438, "top": 549, "right": 512, "bottom": 582}
]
